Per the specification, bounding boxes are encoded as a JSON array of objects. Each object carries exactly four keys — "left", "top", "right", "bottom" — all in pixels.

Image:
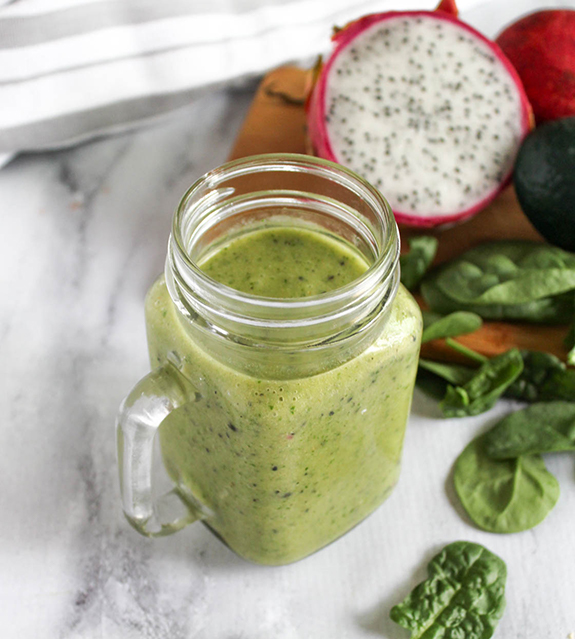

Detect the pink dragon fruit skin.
[{"left": 306, "top": 1, "right": 533, "bottom": 228}]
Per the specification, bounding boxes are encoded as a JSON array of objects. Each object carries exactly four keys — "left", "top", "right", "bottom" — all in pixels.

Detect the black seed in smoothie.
[
  {"left": 283, "top": 493, "right": 292, "bottom": 498},
  {"left": 272, "top": 466, "right": 278, "bottom": 471},
  {"left": 228, "top": 422, "right": 238, "bottom": 432}
]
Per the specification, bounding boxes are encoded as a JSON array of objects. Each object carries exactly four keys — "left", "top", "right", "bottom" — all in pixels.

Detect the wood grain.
[{"left": 228, "top": 66, "right": 570, "bottom": 362}]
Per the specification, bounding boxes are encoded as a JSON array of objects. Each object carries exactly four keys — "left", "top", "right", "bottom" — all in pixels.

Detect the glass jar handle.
[{"left": 116, "top": 363, "right": 200, "bottom": 537}]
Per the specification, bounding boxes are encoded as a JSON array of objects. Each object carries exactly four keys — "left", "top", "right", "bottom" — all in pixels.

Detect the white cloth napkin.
[{"left": 0, "top": 0, "right": 513, "bottom": 166}]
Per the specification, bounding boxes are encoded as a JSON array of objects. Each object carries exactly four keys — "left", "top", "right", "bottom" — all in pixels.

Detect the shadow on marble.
[{"left": 141, "top": 523, "right": 268, "bottom": 575}]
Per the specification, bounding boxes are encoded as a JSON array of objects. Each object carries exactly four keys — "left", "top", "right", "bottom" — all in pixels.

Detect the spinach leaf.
[
  {"left": 421, "top": 241, "right": 575, "bottom": 323},
  {"left": 421, "top": 311, "right": 483, "bottom": 343},
  {"left": 419, "top": 359, "right": 476, "bottom": 386},
  {"left": 400, "top": 236, "right": 438, "bottom": 291},
  {"left": 454, "top": 434, "right": 559, "bottom": 533},
  {"left": 542, "top": 368, "right": 575, "bottom": 401},
  {"left": 436, "top": 242, "right": 575, "bottom": 304},
  {"left": 440, "top": 349, "right": 524, "bottom": 418},
  {"left": 505, "top": 350, "right": 575, "bottom": 402},
  {"left": 483, "top": 402, "right": 575, "bottom": 459},
  {"left": 416, "top": 368, "right": 450, "bottom": 400},
  {"left": 441, "top": 269, "right": 575, "bottom": 306},
  {"left": 421, "top": 281, "right": 574, "bottom": 323},
  {"left": 420, "top": 348, "right": 575, "bottom": 405},
  {"left": 417, "top": 359, "right": 476, "bottom": 401},
  {"left": 390, "top": 541, "right": 507, "bottom": 639},
  {"left": 445, "top": 338, "right": 489, "bottom": 364}
]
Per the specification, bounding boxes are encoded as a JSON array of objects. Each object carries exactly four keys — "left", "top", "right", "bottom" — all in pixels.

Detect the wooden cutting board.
[{"left": 229, "top": 66, "right": 570, "bottom": 363}]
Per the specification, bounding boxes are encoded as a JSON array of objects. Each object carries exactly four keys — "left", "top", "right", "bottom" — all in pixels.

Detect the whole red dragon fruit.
[
  {"left": 306, "top": 0, "right": 533, "bottom": 228},
  {"left": 496, "top": 10, "right": 575, "bottom": 124}
]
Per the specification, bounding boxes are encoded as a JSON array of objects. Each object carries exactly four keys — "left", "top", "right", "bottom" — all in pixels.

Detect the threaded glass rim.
[{"left": 167, "top": 153, "right": 399, "bottom": 333}]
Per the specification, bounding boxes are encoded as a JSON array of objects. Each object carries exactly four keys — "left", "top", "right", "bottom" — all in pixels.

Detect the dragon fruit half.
[{"left": 306, "top": 0, "right": 533, "bottom": 227}]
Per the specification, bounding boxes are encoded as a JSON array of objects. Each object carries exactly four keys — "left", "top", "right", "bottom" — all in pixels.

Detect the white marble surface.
[{"left": 2, "top": 5, "right": 575, "bottom": 636}]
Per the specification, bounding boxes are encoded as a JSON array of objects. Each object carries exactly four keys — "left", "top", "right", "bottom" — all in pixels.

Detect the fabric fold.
[{"left": 0, "top": 0, "right": 484, "bottom": 161}]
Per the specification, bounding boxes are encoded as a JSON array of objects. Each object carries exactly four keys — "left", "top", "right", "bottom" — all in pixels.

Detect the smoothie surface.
[{"left": 199, "top": 227, "right": 369, "bottom": 297}]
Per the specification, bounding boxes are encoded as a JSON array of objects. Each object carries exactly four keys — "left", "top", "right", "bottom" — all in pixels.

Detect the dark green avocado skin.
[{"left": 514, "top": 117, "right": 575, "bottom": 252}]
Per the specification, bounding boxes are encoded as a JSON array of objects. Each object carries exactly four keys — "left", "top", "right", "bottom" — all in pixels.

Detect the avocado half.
[{"left": 514, "top": 117, "right": 575, "bottom": 252}]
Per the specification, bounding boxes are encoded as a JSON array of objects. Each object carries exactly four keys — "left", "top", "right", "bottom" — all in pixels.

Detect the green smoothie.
[
  {"left": 200, "top": 227, "right": 368, "bottom": 297},
  {"left": 146, "top": 225, "right": 421, "bottom": 565}
]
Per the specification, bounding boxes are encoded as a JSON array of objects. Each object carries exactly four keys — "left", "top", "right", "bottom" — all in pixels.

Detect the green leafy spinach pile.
[
  {"left": 401, "top": 238, "right": 575, "bottom": 534},
  {"left": 420, "top": 240, "right": 575, "bottom": 323}
]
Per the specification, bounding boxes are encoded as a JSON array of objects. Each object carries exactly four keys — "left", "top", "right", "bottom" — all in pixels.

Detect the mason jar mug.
[{"left": 116, "top": 154, "right": 422, "bottom": 565}]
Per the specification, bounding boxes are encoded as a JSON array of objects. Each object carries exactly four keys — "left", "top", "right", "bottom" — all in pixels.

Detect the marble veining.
[{"left": 1, "top": 82, "right": 574, "bottom": 638}]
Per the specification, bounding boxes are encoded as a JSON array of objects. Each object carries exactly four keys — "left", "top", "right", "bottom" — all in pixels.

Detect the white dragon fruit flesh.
[{"left": 306, "top": 1, "right": 533, "bottom": 227}]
